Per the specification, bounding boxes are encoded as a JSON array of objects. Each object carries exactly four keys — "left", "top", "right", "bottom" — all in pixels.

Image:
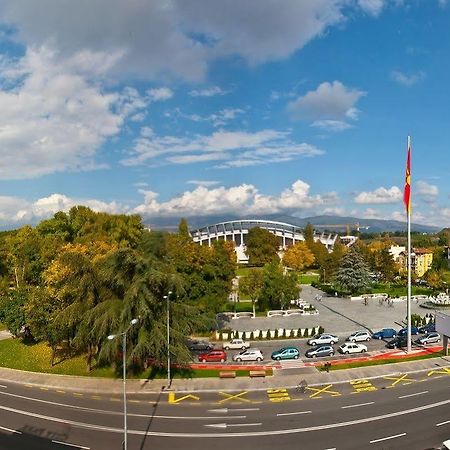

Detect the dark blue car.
[
  {"left": 372, "top": 328, "right": 397, "bottom": 339},
  {"left": 398, "top": 326, "right": 419, "bottom": 336},
  {"left": 418, "top": 322, "right": 436, "bottom": 334}
]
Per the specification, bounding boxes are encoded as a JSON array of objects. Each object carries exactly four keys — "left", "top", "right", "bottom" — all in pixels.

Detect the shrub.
[
  {"left": 274, "top": 329, "right": 279, "bottom": 339},
  {"left": 303, "top": 328, "right": 309, "bottom": 338},
  {"left": 318, "top": 326, "right": 324, "bottom": 334},
  {"left": 250, "top": 331, "right": 254, "bottom": 340}
]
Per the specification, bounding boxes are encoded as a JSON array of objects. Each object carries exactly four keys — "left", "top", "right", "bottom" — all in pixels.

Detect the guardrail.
[{"left": 267, "top": 308, "right": 318, "bottom": 317}]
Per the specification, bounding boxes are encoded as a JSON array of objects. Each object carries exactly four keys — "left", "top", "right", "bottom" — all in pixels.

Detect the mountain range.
[{"left": 146, "top": 214, "right": 440, "bottom": 234}]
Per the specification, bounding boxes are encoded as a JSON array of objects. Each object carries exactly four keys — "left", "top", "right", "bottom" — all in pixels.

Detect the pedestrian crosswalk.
[{"left": 278, "top": 359, "right": 307, "bottom": 369}]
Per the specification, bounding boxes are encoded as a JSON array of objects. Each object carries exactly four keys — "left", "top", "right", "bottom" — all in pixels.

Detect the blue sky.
[{"left": 0, "top": 0, "right": 448, "bottom": 229}]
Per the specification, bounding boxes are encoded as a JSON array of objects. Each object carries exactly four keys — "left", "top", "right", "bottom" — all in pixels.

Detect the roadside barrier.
[
  {"left": 249, "top": 370, "right": 266, "bottom": 378},
  {"left": 219, "top": 371, "right": 236, "bottom": 379}
]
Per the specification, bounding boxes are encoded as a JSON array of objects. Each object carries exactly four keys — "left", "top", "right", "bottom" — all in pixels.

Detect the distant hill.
[{"left": 146, "top": 214, "right": 440, "bottom": 234}]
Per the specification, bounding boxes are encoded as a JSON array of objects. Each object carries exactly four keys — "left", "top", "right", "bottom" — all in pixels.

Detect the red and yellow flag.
[{"left": 403, "top": 139, "right": 411, "bottom": 213}]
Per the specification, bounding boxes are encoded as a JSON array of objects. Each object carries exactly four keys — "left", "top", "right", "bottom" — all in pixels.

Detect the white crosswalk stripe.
[{"left": 278, "top": 359, "right": 306, "bottom": 369}]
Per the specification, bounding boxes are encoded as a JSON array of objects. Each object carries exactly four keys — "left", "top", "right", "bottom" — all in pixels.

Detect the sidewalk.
[{"left": 1, "top": 355, "right": 449, "bottom": 394}]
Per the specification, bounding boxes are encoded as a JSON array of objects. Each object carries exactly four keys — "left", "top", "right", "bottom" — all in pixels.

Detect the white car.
[
  {"left": 308, "top": 334, "right": 339, "bottom": 346},
  {"left": 338, "top": 342, "right": 368, "bottom": 354},
  {"left": 223, "top": 338, "right": 250, "bottom": 350},
  {"left": 347, "top": 330, "right": 371, "bottom": 342},
  {"left": 415, "top": 332, "right": 441, "bottom": 345},
  {"left": 232, "top": 349, "right": 263, "bottom": 362}
]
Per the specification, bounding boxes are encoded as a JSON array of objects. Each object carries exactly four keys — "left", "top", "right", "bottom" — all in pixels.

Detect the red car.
[{"left": 198, "top": 349, "right": 227, "bottom": 363}]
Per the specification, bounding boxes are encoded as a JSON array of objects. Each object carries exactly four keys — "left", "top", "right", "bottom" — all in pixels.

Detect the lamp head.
[
  {"left": 130, "top": 318, "right": 139, "bottom": 326},
  {"left": 107, "top": 334, "right": 116, "bottom": 340}
]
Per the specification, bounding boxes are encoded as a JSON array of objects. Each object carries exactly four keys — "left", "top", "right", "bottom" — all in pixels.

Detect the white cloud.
[
  {"left": 122, "top": 128, "right": 324, "bottom": 168},
  {"left": 0, "top": 46, "right": 137, "bottom": 179},
  {"left": 133, "top": 179, "right": 334, "bottom": 218},
  {"left": 391, "top": 70, "right": 425, "bottom": 86},
  {"left": 354, "top": 186, "right": 402, "bottom": 204},
  {"left": 0, "top": 0, "right": 348, "bottom": 82},
  {"left": 358, "top": 0, "right": 385, "bottom": 16},
  {"left": 361, "top": 208, "right": 384, "bottom": 219},
  {"left": 188, "top": 86, "right": 229, "bottom": 97},
  {"left": 187, "top": 180, "right": 220, "bottom": 187},
  {"left": 176, "top": 107, "right": 246, "bottom": 127},
  {"left": 311, "top": 120, "right": 353, "bottom": 132},
  {"left": 0, "top": 193, "right": 124, "bottom": 226},
  {"left": 287, "top": 81, "right": 366, "bottom": 123},
  {"left": 147, "top": 87, "right": 174, "bottom": 102},
  {"left": 416, "top": 180, "right": 438, "bottom": 198}
]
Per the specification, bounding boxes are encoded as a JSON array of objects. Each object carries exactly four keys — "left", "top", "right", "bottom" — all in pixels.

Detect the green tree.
[
  {"left": 239, "top": 269, "right": 264, "bottom": 316},
  {"left": 245, "top": 227, "right": 279, "bottom": 266},
  {"left": 259, "top": 261, "right": 299, "bottom": 310},
  {"left": 178, "top": 218, "right": 190, "bottom": 239},
  {"left": 0, "top": 288, "right": 27, "bottom": 336},
  {"left": 282, "top": 242, "right": 315, "bottom": 271},
  {"left": 303, "top": 223, "right": 315, "bottom": 243},
  {"left": 334, "top": 247, "right": 371, "bottom": 295}
]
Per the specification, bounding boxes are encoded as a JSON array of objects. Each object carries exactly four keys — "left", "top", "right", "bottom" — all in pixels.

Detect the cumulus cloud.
[
  {"left": 122, "top": 128, "right": 324, "bottom": 168},
  {"left": 358, "top": 0, "right": 385, "bottom": 16},
  {"left": 391, "top": 70, "right": 425, "bottom": 86},
  {"left": 176, "top": 107, "right": 246, "bottom": 127},
  {"left": 133, "top": 179, "right": 335, "bottom": 218},
  {"left": 187, "top": 180, "right": 221, "bottom": 187},
  {"left": 188, "top": 86, "right": 229, "bottom": 97},
  {"left": 0, "top": 46, "right": 145, "bottom": 179},
  {"left": 416, "top": 180, "right": 438, "bottom": 198},
  {"left": 0, "top": 193, "right": 124, "bottom": 226},
  {"left": 354, "top": 186, "right": 402, "bottom": 204},
  {"left": 0, "top": 0, "right": 348, "bottom": 82},
  {"left": 147, "top": 87, "right": 174, "bottom": 102},
  {"left": 287, "top": 81, "right": 366, "bottom": 126}
]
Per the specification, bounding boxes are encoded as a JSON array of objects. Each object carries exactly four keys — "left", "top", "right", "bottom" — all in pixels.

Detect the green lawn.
[
  {"left": 0, "top": 322, "right": 6, "bottom": 332},
  {"left": 299, "top": 273, "right": 320, "bottom": 284},
  {"left": 320, "top": 350, "right": 445, "bottom": 371}
]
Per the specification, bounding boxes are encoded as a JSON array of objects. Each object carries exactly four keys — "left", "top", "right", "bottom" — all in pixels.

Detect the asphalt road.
[{"left": 0, "top": 370, "right": 449, "bottom": 449}]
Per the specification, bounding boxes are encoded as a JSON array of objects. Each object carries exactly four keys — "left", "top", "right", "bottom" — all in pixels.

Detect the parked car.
[
  {"left": 232, "top": 349, "right": 263, "bottom": 362},
  {"left": 198, "top": 349, "right": 227, "bottom": 363},
  {"left": 415, "top": 332, "right": 441, "bottom": 345},
  {"left": 187, "top": 340, "right": 214, "bottom": 352},
  {"left": 271, "top": 347, "right": 300, "bottom": 361},
  {"left": 372, "top": 328, "right": 397, "bottom": 340},
  {"left": 223, "top": 338, "right": 250, "bottom": 350},
  {"left": 305, "top": 345, "right": 335, "bottom": 358},
  {"left": 398, "top": 326, "right": 419, "bottom": 336},
  {"left": 418, "top": 322, "right": 436, "bottom": 334},
  {"left": 308, "top": 333, "right": 339, "bottom": 346},
  {"left": 338, "top": 342, "right": 368, "bottom": 354},
  {"left": 347, "top": 331, "right": 371, "bottom": 342},
  {"left": 386, "top": 336, "right": 411, "bottom": 349}
]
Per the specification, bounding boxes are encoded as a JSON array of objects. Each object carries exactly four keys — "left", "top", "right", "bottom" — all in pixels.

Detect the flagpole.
[{"left": 406, "top": 136, "right": 412, "bottom": 353}]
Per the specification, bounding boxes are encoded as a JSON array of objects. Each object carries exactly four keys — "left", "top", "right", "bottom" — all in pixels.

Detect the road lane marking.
[
  {"left": 384, "top": 374, "right": 414, "bottom": 387},
  {"left": 51, "top": 440, "right": 90, "bottom": 449},
  {"left": 0, "top": 425, "right": 21, "bottom": 434},
  {"left": 267, "top": 388, "right": 290, "bottom": 403},
  {"left": 349, "top": 379, "right": 376, "bottom": 393},
  {"left": 398, "top": 390, "right": 428, "bottom": 399},
  {"left": 0, "top": 389, "right": 226, "bottom": 420},
  {"left": 204, "top": 423, "right": 262, "bottom": 429},
  {"left": 208, "top": 408, "right": 260, "bottom": 413},
  {"left": 436, "top": 419, "right": 450, "bottom": 427},
  {"left": 277, "top": 410, "right": 312, "bottom": 416},
  {"left": 369, "top": 432, "right": 406, "bottom": 444},
  {"left": 168, "top": 392, "right": 200, "bottom": 404},
  {"left": 307, "top": 384, "right": 340, "bottom": 398},
  {"left": 56, "top": 390, "right": 66, "bottom": 394},
  {"left": 0, "top": 384, "right": 7, "bottom": 389},
  {"left": 218, "top": 391, "right": 250, "bottom": 404},
  {"left": 1, "top": 398, "right": 449, "bottom": 438},
  {"left": 341, "top": 401, "right": 374, "bottom": 409},
  {"left": 428, "top": 367, "right": 450, "bottom": 377}
]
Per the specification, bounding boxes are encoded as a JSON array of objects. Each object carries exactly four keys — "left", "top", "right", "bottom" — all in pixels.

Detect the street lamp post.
[
  {"left": 108, "top": 318, "right": 138, "bottom": 450},
  {"left": 164, "top": 291, "right": 172, "bottom": 387}
]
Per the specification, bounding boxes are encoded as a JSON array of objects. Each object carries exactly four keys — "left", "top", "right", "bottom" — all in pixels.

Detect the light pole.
[
  {"left": 164, "top": 291, "right": 172, "bottom": 387},
  {"left": 107, "top": 318, "right": 139, "bottom": 450}
]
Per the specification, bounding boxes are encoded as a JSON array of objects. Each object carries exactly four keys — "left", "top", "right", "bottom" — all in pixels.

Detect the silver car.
[
  {"left": 308, "top": 333, "right": 339, "bottom": 346},
  {"left": 347, "top": 330, "right": 371, "bottom": 342},
  {"left": 415, "top": 332, "right": 440, "bottom": 345}
]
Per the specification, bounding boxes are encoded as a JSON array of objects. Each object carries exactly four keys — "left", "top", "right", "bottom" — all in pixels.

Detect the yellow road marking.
[
  {"left": 73, "top": 393, "right": 83, "bottom": 397},
  {"left": 168, "top": 392, "right": 200, "bottom": 404},
  {"left": 350, "top": 379, "right": 377, "bottom": 393},
  {"left": 90, "top": 395, "right": 101, "bottom": 400},
  {"left": 218, "top": 391, "right": 250, "bottom": 404},
  {"left": 267, "top": 388, "right": 291, "bottom": 403},
  {"left": 307, "top": 384, "right": 341, "bottom": 399},
  {"left": 428, "top": 368, "right": 450, "bottom": 377},
  {"left": 109, "top": 398, "right": 121, "bottom": 402},
  {"left": 56, "top": 390, "right": 66, "bottom": 394},
  {"left": 384, "top": 374, "right": 415, "bottom": 387},
  {"left": 39, "top": 387, "right": 48, "bottom": 391}
]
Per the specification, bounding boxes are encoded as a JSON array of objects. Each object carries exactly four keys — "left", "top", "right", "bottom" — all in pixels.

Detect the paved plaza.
[{"left": 226, "top": 285, "right": 431, "bottom": 335}]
